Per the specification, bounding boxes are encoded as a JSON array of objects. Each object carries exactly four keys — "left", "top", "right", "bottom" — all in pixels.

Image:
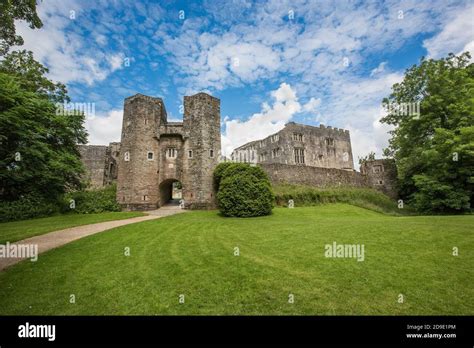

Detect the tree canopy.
[
  {"left": 381, "top": 52, "right": 474, "bottom": 213},
  {"left": 0, "top": 0, "right": 42, "bottom": 55},
  {"left": 0, "top": 52, "right": 87, "bottom": 202}
]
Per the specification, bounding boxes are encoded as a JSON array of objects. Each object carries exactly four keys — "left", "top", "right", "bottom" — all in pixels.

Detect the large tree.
[
  {"left": 0, "top": 0, "right": 42, "bottom": 55},
  {"left": 381, "top": 52, "right": 474, "bottom": 213},
  {"left": 0, "top": 50, "right": 68, "bottom": 102},
  {"left": 0, "top": 52, "right": 87, "bottom": 201}
]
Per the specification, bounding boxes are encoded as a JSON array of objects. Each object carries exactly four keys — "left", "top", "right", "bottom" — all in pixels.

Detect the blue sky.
[{"left": 15, "top": 0, "right": 474, "bottom": 166}]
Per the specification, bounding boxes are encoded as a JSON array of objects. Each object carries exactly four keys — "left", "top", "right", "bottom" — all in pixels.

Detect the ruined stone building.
[
  {"left": 360, "top": 158, "right": 398, "bottom": 198},
  {"left": 77, "top": 143, "right": 119, "bottom": 189},
  {"left": 78, "top": 92, "right": 398, "bottom": 210},
  {"left": 231, "top": 122, "right": 354, "bottom": 170}
]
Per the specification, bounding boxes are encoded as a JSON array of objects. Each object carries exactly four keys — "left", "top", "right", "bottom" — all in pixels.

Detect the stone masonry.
[
  {"left": 360, "top": 159, "right": 398, "bottom": 198},
  {"left": 231, "top": 122, "right": 354, "bottom": 170},
  {"left": 78, "top": 93, "right": 398, "bottom": 209},
  {"left": 116, "top": 92, "right": 221, "bottom": 210}
]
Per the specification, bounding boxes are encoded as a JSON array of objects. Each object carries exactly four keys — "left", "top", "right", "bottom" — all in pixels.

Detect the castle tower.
[
  {"left": 360, "top": 159, "right": 398, "bottom": 198},
  {"left": 182, "top": 93, "right": 221, "bottom": 209},
  {"left": 116, "top": 94, "right": 166, "bottom": 210}
]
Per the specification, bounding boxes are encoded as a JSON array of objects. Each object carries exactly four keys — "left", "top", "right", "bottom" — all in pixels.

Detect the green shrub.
[
  {"left": 215, "top": 163, "right": 274, "bottom": 217},
  {"left": 213, "top": 162, "right": 235, "bottom": 190},
  {"left": 62, "top": 184, "right": 121, "bottom": 214},
  {"left": 0, "top": 194, "right": 60, "bottom": 222}
]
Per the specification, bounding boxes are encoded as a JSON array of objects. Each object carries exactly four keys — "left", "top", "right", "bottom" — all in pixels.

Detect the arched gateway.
[
  {"left": 158, "top": 179, "right": 182, "bottom": 206},
  {"left": 116, "top": 93, "right": 221, "bottom": 210}
]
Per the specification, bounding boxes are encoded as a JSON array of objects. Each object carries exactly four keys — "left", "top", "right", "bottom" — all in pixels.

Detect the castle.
[
  {"left": 231, "top": 122, "right": 354, "bottom": 170},
  {"left": 78, "top": 93, "right": 397, "bottom": 210}
]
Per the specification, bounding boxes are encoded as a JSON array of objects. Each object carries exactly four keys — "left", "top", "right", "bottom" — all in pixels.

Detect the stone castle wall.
[
  {"left": 78, "top": 145, "right": 108, "bottom": 189},
  {"left": 232, "top": 122, "right": 354, "bottom": 170},
  {"left": 260, "top": 159, "right": 398, "bottom": 198},
  {"left": 260, "top": 163, "right": 368, "bottom": 188},
  {"left": 181, "top": 93, "right": 221, "bottom": 209},
  {"left": 116, "top": 94, "right": 164, "bottom": 210},
  {"left": 360, "top": 159, "right": 398, "bottom": 198}
]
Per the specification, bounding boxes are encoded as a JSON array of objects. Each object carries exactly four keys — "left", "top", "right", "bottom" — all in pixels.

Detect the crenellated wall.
[{"left": 232, "top": 122, "right": 354, "bottom": 170}]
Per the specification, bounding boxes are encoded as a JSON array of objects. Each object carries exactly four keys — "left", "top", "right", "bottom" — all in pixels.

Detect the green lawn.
[
  {"left": 0, "top": 204, "right": 472, "bottom": 315},
  {"left": 0, "top": 212, "right": 145, "bottom": 244}
]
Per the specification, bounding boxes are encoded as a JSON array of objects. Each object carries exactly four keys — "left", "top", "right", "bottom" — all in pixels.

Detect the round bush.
[{"left": 215, "top": 163, "right": 274, "bottom": 217}]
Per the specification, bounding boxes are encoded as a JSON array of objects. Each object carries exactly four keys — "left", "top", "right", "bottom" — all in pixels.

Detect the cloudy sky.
[{"left": 15, "top": 0, "right": 474, "bottom": 166}]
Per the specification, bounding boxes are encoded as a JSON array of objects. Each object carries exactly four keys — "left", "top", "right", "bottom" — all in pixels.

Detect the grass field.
[
  {"left": 0, "top": 204, "right": 472, "bottom": 315},
  {"left": 0, "top": 212, "right": 145, "bottom": 244}
]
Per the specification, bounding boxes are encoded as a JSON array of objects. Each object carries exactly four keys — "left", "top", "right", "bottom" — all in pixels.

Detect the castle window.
[
  {"left": 167, "top": 148, "right": 177, "bottom": 158},
  {"left": 294, "top": 148, "right": 305, "bottom": 164},
  {"left": 147, "top": 151, "right": 154, "bottom": 160},
  {"left": 270, "top": 134, "right": 279, "bottom": 143},
  {"left": 325, "top": 137, "right": 335, "bottom": 146},
  {"left": 209, "top": 149, "right": 214, "bottom": 158},
  {"left": 143, "top": 195, "right": 149, "bottom": 201},
  {"left": 272, "top": 148, "right": 281, "bottom": 158},
  {"left": 327, "top": 148, "right": 336, "bottom": 156},
  {"left": 293, "top": 133, "right": 303, "bottom": 141},
  {"left": 124, "top": 151, "right": 130, "bottom": 162},
  {"left": 188, "top": 150, "right": 193, "bottom": 158},
  {"left": 373, "top": 165, "right": 383, "bottom": 173}
]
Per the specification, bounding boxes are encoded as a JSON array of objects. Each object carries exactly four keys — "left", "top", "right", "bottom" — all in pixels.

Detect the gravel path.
[{"left": 0, "top": 205, "right": 185, "bottom": 272}]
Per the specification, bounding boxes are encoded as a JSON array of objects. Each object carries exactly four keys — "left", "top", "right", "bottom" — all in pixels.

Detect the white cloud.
[
  {"left": 303, "top": 97, "right": 321, "bottom": 112},
  {"left": 370, "top": 62, "right": 387, "bottom": 76},
  {"left": 108, "top": 54, "right": 125, "bottom": 72},
  {"left": 85, "top": 110, "right": 123, "bottom": 145},
  {"left": 14, "top": 0, "right": 126, "bottom": 85},
  {"left": 156, "top": 0, "right": 463, "bottom": 93},
  {"left": 423, "top": 4, "right": 474, "bottom": 58},
  {"left": 95, "top": 34, "right": 107, "bottom": 46},
  {"left": 221, "top": 83, "right": 301, "bottom": 156}
]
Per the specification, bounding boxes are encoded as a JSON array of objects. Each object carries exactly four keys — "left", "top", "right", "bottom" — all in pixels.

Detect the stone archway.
[{"left": 159, "top": 178, "right": 182, "bottom": 206}]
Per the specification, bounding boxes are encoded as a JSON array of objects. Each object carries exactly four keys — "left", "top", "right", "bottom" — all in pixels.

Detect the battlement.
[
  {"left": 283, "top": 122, "right": 350, "bottom": 137},
  {"left": 124, "top": 93, "right": 167, "bottom": 123},
  {"left": 318, "top": 123, "right": 350, "bottom": 135}
]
